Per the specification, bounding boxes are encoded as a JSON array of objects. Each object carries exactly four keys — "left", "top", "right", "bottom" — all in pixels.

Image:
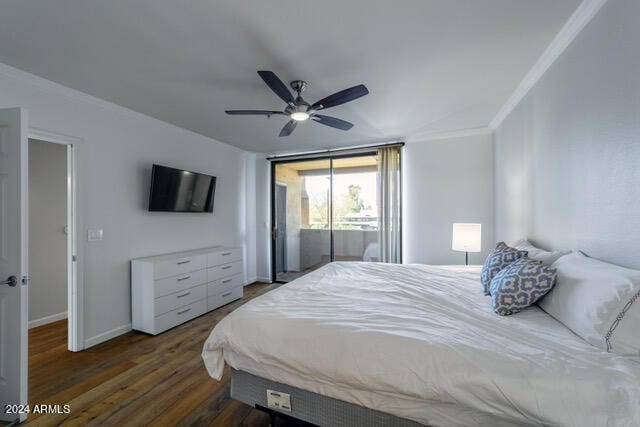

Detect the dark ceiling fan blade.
[
  {"left": 311, "top": 84, "right": 369, "bottom": 110},
  {"left": 279, "top": 120, "right": 298, "bottom": 137},
  {"left": 257, "top": 71, "right": 295, "bottom": 105},
  {"left": 312, "top": 114, "right": 354, "bottom": 131},
  {"left": 225, "top": 110, "right": 284, "bottom": 116}
]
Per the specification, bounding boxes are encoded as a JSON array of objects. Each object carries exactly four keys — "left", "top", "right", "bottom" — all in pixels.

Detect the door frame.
[{"left": 28, "top": 127, "right": 84, "bottom": 352}]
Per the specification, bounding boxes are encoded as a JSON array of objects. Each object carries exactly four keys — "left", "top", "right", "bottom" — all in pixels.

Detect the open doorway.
[
  {"left": 26, "top": 133, "right": 80, "bottom": 355},
  {"left": 28, "top": 139, "right": 68, "bottom": 329}
]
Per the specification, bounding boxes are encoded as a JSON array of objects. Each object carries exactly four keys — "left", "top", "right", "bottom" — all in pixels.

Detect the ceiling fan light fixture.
[{"left": 290, "top": 111, "right": 310, "bottom": 121}]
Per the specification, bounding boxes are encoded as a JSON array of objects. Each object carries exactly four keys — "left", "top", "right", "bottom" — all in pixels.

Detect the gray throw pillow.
[{"left": 489, "top": 258, "right": 557, "bottom": 316}]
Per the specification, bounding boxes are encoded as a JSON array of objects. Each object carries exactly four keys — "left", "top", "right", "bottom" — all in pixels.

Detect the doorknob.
[{"left": 2, "top": 275, "right": 17, "bottom": 287}]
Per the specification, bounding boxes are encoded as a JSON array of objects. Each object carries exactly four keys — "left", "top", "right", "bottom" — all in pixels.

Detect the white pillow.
[
  {"left": 511, "top": 238, "right": 569, "bottom": 266},
  {"left": 538, "top": 252, "right": 640, "bottom": 356}
]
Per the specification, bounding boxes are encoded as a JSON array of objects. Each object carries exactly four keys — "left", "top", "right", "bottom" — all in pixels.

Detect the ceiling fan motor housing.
[{"left": 290, "top": 80, "right": 309, "bottom": 93}]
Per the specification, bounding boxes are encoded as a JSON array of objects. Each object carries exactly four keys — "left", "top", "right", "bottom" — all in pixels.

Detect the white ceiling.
[{"left": 0, "top": 0, "right": 581, "bottom": 153}]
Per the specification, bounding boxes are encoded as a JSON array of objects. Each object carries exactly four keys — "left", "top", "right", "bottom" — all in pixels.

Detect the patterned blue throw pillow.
[
  {"left": 481, "top": 242, "right": 528, "bottom": 295},
  {"left": 489, "top": 258, "right": 557, "bottom": 316}
]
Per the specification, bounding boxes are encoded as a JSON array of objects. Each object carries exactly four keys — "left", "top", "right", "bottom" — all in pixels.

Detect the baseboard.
[
  {"left": 84, "top": 323, "right": 132, "bottom": 349},
  {"left": 29, "top": 311, "right": 67, "bottom": 329}
]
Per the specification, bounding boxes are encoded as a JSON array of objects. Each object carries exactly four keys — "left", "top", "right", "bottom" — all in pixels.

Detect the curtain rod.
[{"left": 266, "top": 141, "right": 404, "bottom": 161}]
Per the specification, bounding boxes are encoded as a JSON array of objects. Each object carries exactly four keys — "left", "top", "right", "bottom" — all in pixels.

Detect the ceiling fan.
[{"left": 225, "top": 70, "right": 369, "bottom": 137}]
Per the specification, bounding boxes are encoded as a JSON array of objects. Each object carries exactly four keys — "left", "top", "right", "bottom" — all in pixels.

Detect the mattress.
[{"left": 202, "top": 262, "right": 640, "bottom": 426}]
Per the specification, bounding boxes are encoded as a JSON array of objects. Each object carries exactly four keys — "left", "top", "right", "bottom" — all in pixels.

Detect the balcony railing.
[{"left": 298, "top": 228, "right": 377, "bottom": 270}]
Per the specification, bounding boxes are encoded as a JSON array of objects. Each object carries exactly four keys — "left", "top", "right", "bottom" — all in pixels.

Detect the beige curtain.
[{"left": 378, "top": 146, "right": 402, "bottom": 263}]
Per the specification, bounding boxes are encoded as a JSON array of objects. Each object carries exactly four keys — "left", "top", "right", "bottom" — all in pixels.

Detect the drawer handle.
[
  {"left": 222, "top": 291, "right": 232, "bottom": 298},
  {"left": 176, "top": 291, "right": 191, "bottom": 298},
  {"left": 177, "top": 260, "right": 191, "bottom": 265},
  {"left": 222, "top": 279, "right": 233, "bottom": 284},
  {"left": 177, "top": 308, "right": 191, "bottom": 315},
  {"left": 177, "top": 275, "right": 191, "bottom": 282},
  {"left": 221, "top": 266, "right": 232, "bottom": 270},
  {"left": 221, "top": 252, "right": 232, "bottom": 256}
]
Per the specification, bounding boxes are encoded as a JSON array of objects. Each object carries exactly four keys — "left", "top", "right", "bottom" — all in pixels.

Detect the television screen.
[{"left": 148, "top": 164, "right": 216, "bottom": 212}]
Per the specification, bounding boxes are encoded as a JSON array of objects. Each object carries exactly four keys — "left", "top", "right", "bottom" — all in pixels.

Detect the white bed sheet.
[{"left": 202, "top": 262, "right": 640, "bottom": 426}]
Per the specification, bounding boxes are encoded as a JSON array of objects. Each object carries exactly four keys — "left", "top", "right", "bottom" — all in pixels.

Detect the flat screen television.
[{"left": 148, "top": 164, "right": 216, "bottom": 213}]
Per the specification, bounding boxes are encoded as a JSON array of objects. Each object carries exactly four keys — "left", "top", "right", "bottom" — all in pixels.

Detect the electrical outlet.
[{"left": 267, "top": 389, "right": 291, "bottom": 413}]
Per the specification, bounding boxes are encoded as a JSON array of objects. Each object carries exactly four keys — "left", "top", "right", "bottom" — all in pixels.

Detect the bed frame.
[{"left": 231, "top": 369, "right": 424, "bottom": 427}]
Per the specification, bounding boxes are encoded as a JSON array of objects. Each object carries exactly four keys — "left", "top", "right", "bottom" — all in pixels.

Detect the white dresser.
[{"left": 131, "top": 246, "right": 244, "bottom": 335}]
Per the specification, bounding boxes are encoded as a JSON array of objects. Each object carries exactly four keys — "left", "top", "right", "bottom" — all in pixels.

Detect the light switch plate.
[
  {"left": 267, "top": 389, "right": 291, "bottom": 413},
  {"left": 87, "top": 229, "right": 103, "bottom": 242}
]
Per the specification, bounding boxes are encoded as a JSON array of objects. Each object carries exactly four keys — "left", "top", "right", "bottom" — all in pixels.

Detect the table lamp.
[{"left": 452, "top": 223, "right": 482, "bottom": 265}]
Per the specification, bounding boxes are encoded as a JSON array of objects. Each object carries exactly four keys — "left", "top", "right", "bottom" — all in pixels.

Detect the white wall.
[
  {"left": 494, "top": 0, "right": 640, "bottom": 269},
  {"left": 403, "top": 133, "right": 495, "bottom": 265},
  {"left": 0, "top": 63, "right": 255, "bottom": 347},
  {"left": 28, "top": 139, "right": 67, "bottom": 325}
]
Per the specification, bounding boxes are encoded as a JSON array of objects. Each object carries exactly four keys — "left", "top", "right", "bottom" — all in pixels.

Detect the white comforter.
[{"left": 202, "top": 262, "right": 640, "bottom": 426}]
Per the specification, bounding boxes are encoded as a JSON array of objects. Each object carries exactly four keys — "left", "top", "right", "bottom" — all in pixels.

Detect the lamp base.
[{"left": 465, "top": 252, "right": 469, "bottom": 266}]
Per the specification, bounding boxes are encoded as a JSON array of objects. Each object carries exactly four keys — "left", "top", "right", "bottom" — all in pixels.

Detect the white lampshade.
[{"left": 452, "top": 223, "right": 482, "bottom": 253}]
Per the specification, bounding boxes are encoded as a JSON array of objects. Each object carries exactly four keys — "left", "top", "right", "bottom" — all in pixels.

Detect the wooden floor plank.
[
  {"left": 14, "top": 282, "right": 281, "bottom": 427},
  {"left": 25, "top": 359, "right": 137, "bottom": 424}
]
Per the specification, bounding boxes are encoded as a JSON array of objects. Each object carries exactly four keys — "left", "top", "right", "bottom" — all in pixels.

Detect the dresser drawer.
[
  {"left": 155, "top": 299, "right": 207, "bottom": 333},
  {"left": 154, "top": 269, "right": 206, "bottom": 298},
  {"left": 155, "top": 284, "right": 206, "bottom": 316},
  {"left": 207, "top": 274, "right": 243, "bottom": 296},
  {"left": 207, "top": 248, "right": 242, "bottom": 267},
  {"left": 207, "top": 286, "right": 243, "bottom": 312},
  {"left": 207, "top": 261, "right": 242, "bottom": 281},
  {"left": 154, "top": 254, "right": 206, "bottom": 280}
]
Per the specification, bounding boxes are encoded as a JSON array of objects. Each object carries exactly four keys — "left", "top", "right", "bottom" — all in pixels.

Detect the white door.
[{"left": 0, "top": 108, "right": 29, "bottom": 423}]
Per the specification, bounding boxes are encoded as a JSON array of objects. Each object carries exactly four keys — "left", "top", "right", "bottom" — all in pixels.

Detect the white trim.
[
  {"left": 406, "top": 127, "right": 492, "bottom": 143},
  {"left": 84, "top": 324, "right": 132, "bottom": 349},
  {"left": 489, "top": 0, "right": 608, "bottom": 130},
  {"left": 28, "top": 127, "right": 85, "bottom": 352},
  {"left": 28, "top": 312, "right": 67, "bottom": 329},
  {"left": 29, "top": 127, "right": 83, "bottom": 146}
]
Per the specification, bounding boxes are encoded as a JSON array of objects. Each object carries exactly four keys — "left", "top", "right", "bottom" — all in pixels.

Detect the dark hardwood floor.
[{"left": 19, "top": 282, "right": 284, "bottom": 427}]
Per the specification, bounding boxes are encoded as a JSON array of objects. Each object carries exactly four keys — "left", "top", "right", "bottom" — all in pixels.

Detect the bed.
[{"left": 202, "top": 262, "right": 640, "bottom": 426}]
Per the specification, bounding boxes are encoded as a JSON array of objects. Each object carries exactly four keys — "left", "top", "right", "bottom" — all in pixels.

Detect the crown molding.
[
  {"left": 406, "top": 126, "right": 492, "bottom": 143},
  {"left": 489, "top": 0, "right": 608, "bottom": 130}
]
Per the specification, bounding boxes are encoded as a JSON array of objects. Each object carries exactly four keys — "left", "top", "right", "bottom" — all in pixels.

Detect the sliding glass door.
[{"left": 272, "top": 153, "right": 382, "bottom": 283}]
